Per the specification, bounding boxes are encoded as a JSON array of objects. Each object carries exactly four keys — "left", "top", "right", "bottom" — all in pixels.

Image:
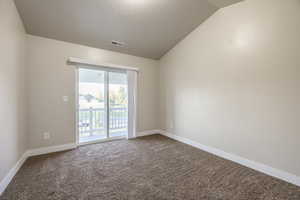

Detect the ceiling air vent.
[{"left": 111, "top": 40, "right": 125, "bottom": 47}]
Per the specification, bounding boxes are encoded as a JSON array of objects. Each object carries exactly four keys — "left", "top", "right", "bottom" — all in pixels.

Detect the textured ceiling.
[{"left": 14, "top": 0, "right": 243, "bottom": 59}]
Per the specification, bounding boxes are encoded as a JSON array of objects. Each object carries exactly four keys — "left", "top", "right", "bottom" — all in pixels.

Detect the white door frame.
[{"left": 75, "top": 66, "right": 130, "bottom": 146}]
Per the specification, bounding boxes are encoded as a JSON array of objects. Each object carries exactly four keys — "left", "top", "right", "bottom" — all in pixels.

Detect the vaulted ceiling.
[{"left": 14, "top": 0, "right": 243, "bottom": 59}]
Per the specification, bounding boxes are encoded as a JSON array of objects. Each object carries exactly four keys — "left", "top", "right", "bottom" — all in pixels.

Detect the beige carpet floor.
[{"left": 1, "top": 134, "right": 300, "bottom": 200}]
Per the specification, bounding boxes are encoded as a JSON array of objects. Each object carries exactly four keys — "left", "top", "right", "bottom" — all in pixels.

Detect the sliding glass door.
[
  {"left": 78, "top": 68, "right": 128, "bottom": 144},
  {"left": 108, "top": 71, "right": 128, "bottom": 138}
]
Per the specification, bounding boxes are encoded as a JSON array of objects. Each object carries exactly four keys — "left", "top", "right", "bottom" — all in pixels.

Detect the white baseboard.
[
  {"left": 0, "top": 151, "right": 29, "bottom": 195},
  {"left": 137, "top": 129, "right": 161, "bottom": 137},
  {"left": 2, "top": 131, "right": 299, "bottom": 196},
  {"left": 160, "top": 131, "right": 300, "bottom": 187},
  {"left": 0, "top": 143, "right": 77, "bottom": 195},
  {"left": 28, "top": 143, "right": 77, "bottom": 157}
]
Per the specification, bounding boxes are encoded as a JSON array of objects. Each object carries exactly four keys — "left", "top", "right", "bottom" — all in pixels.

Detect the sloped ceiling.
[
  {"left": 14, "top": 0, "right": 243, "bottom": 59},
  {"left": 207, "top": 0, "right": 244, "bottom": 8}
]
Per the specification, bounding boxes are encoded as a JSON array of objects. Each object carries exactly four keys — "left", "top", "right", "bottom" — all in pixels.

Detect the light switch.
[
  {"left": 62, "top": 96, "right": 69, "bottom": 102},
  {"left": 43, "top": 132, "right": 50, "bottom": 140}
]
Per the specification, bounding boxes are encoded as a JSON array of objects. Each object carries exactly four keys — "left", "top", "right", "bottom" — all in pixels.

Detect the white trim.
[
  {"left": 105, "top": 70, "right": 109, "bottom": 139},
  {"left": 78, "top": 136, "right": 126, "bottom": 146},
  {"left": 127, "top": 70, "right": 138, "bottom": 139},
  {"left": 137, "top": 129, "right": 161, "bottom": 137},
  {"left": 27, "top": 143, "right": 77, "bottom": 157},
  {"left": 68, "top": 57, "right": 139, "bottom": 72},
  {"left": 0, "top": 151, "right": 29, "bottom": 195},
  {"left": 0, "top": 129, "right": 155, "bottom": 195},
  {"left": 160, "top": 131, "right": 300, "bottom": 187},
  {"left": 75, "top": 68, "right": 79, "bottom": 145},
  {"left": 0, "top": 143, "right": 77, "bottom": 195},
  {"left": 79, "top": 129, "right": 160, "bottom": 145},
  {"left": 75, "top": 67, "right": 132, "bottom": 143},
  {"left": 2, "top": 131, "right": 298, "bottom": 196}
]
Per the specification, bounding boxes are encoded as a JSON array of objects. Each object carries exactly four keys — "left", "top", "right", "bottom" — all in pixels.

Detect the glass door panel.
[
  {"left": 78, "top": 68, "right": 107, "bottom": 143},
  {"left": 108, "top": 71, "right": 128, "bottom": 138}
]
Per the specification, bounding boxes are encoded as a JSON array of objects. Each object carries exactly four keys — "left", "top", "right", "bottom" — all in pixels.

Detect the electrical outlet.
[{"left": 43, "top": 132, "right": 50, "bottom": 140}]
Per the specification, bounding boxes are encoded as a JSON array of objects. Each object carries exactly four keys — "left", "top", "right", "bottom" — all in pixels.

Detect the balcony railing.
[{"left": 78, "top": 106, "right": 128, "bottom": 138}]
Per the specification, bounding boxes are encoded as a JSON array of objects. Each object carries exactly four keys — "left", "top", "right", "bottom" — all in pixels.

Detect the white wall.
[
  {"left": 160, "top": 0, "right": 300, "bottom": 177},
  {"left": 27, "top": 35, "right": 160, "bottom": 149},
  {"left": 0, "top": 0, "right": 27, "bottom": 182}
]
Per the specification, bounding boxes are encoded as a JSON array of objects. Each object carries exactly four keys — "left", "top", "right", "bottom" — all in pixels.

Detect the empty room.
[{"left": 1, "top": 0, "right": 300, "bottom": 199}]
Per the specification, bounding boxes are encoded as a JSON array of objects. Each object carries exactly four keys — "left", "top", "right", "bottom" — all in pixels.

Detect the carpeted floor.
[{"left": 1, "top": 134, "right": 300, "bottom": 200}]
